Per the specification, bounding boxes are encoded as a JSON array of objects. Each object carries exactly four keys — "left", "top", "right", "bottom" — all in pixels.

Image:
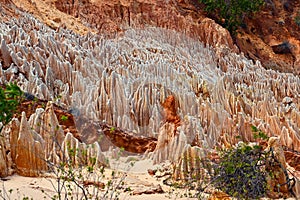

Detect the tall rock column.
[
  {"left": 15, "top": 112, "right": 48, "bottom": 177},
  {"left": 29, "top": 102, "right": 65, "bottom": 163},
  {"left": 0, "top": 135, "right": 9, "bottom": 177}
]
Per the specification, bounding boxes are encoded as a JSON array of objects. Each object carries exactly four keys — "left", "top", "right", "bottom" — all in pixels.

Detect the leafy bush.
[
  {"left": 0, "top": 83, "right": 23, "bottom": 132},
  {"left": 198, "top": 0, "right": 264, "bottom": 33},
  {"left": 214, "top": 142, "right": 268, "bottom": 199}
]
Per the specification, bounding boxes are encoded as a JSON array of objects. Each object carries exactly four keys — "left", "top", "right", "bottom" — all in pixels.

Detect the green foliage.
[
  {"left": 295, "top": 12, "right": 300, "bottom": 27},
  {"left": 0, "top": 83, "right": 23, "bottom": 131},
  {"left": 251, "top": 125, "right": 269, "bottom": 140},
  {"left": 110, "top": 127, "right": 115, "bottom": 133},
  {"left": 214, "top": 142, "right": 268, "bottom": 199},
  {"left": 198, "top": 0, "right": 264, "bottom": 33},
  {"left": 60, "top": 115, "right": 68, "bottom": 121}
]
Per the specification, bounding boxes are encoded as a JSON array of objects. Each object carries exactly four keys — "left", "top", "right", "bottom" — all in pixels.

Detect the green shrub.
[
  {"left": 198, "top": 0, "right": 264, "bottom": 33},
  {"left": 214, "top": 142, "right": 268, "bottom": 199},
  {"left": 0, "top": 83, "right": 23, "bottom": 132}
]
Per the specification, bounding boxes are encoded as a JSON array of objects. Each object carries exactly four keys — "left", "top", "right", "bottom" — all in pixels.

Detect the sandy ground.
[{"left": 0, "top": 158, "right": 199, "bottom": 200}]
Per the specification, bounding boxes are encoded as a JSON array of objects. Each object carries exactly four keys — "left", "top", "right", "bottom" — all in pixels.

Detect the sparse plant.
[
  {"left": 60, "top": 115, "right": 68, "bottom": 121},
  {"left": 110, "top": 127, "right": 115, "bottom": 133},
  {"left": 251, "top": 125, "right": 269, "bottom": 140},
  {"left": 0, "top": 183, "right": 31, "bottom": 200},
  {"left": 46, "top": 143, "right": 132, "bottom": 200},
  {"left": 170, "top": 183, "right": 198, "bottom": 199}
]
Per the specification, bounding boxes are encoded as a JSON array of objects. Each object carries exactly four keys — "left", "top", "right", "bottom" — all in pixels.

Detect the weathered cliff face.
[{"left": 236, "top": 0, "right": 300, "bottom": 74}]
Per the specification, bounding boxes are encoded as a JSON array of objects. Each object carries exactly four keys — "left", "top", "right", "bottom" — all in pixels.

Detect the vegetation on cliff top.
[{"left": 198, "top": 0, "right": 265, "bottom": 33}]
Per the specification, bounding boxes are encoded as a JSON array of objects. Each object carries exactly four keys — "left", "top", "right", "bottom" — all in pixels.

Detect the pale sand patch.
[
  {"left": 0, "top": 158, "right": 199, "bottom": 199},
  {"left": 0, "top": 174, "right": 198, "bottom": 200},
  {"left": 0, "top": 175, "right": 57, "bottom": 199}
]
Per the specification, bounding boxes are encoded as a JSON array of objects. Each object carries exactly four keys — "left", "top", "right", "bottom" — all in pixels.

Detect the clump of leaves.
[
  {"left": 60, "top": 115, "right": 68, "bottom": 121},
  {"left": 198, "top": 0, "right": 265, "bottom": 33},
  {"left": 295, "top": 12, "right": 300, "bottom": 27},
  {"left": 214, "top": 142, "right": 268, "bottom": 199},
  {"left": 0, "top": 83, "right": 23, "bottom": 132},
  {"left": 251, "top": 125, "right": 269, "bottom": 140}
]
